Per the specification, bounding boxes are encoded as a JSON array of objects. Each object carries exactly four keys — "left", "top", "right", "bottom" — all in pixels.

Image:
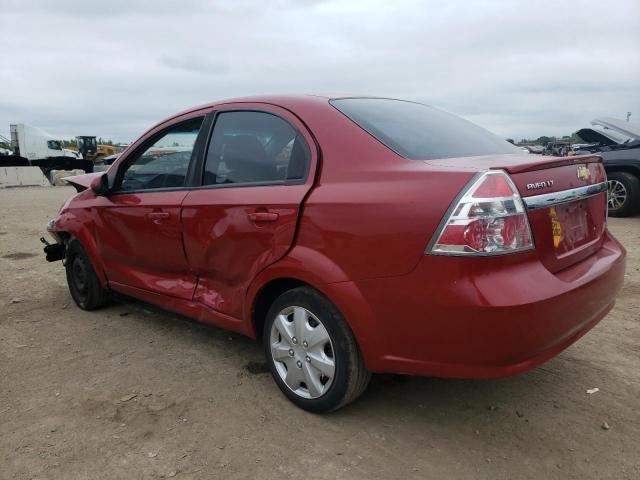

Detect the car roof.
[
  {"left": 186, "top": 94, "right": 329, "bottom": 113},
  {"left": 171, "top": 95, "right": 425, "bottom": 119}
]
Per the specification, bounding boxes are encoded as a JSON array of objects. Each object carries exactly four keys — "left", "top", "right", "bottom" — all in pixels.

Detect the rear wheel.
[
  {"left": 263, "top": 287, "right": 370, "bottom": 413},
  {"left": 607, "top": 171, "right": 640, "bottom": 217},
  {"left": 65, "top": 239, "right": 111, "bottom": 310}
]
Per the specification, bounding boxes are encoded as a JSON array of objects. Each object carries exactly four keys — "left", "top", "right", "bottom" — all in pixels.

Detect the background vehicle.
[
  {"left": 542, "top": 140, "right": 571, "bottom": 156},
  {"left": 75, "top": 136, "right": 118, "bottom": 163},
  {"left": 519, "top": 144, "right": 543, "bottom": 154},
  {"left": 574, "top": 117, "right": 640, "bottom": 216},
  {"left": 10, "top": 124, "right": 81, "bottom": 161},
  {"left": 101, "top": 153, "right": 120, "bottom": 165},
  {"left": 0, "top": 123, "right": 93, "bottom": 174},
  {"left": 43, "top": 96, "right": 625, "bottom": 413},
  {"left": 93, "top": 153, "right": 121, "bottom": 172}
]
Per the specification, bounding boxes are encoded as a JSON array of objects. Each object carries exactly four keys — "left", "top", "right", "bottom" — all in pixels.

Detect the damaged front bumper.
[{"left": 42, "top": 219, "right": 65, "bottom": 262}]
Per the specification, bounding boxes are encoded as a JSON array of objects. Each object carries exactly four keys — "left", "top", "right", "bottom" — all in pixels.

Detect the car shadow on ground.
[{"left": 105, "top": 292, "right": 582, "bottom": 424}]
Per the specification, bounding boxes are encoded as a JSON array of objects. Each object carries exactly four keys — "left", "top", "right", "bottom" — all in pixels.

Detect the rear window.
[{"left": 330, "top": 98, "right": 518, "bottom": 160}]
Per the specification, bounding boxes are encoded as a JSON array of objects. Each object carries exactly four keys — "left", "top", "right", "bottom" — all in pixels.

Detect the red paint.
[
  {"left": 94, "top": 190, "right": 196, "bottom": 299},
  {"left": 181, "top": 184, "right": 308, "bottom": 317},
  {"left": 48, "top": 95, "right": 626, "bottom": 379}
]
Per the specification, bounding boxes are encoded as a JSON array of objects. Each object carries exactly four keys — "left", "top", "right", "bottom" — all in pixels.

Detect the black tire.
[
  {"left": 607, "top": 171, "right": 640, "bottom": 217},
  {"left": 263, "top": 287, "right": 370, "bottom": 413},
  {"left": 65, "top": 239, "right": 111, "bottom": 310}
]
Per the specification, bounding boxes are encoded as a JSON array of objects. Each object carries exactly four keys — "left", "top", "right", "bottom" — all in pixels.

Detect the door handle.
[
  {"left": 248, "top": 212, "right": 279, "bottom": 222},
  {"left": 147, "top": 212, "right": 170, "bottom": 221}
]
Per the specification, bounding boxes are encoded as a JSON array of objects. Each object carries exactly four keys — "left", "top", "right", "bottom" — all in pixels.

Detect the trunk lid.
[{"left": 424, "top": 154, "right": 608, "bottom": 272}]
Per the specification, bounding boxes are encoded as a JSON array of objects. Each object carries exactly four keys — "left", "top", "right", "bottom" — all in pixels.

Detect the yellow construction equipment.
[{"left": 75, "top": 136, "right": 117, "bottom": 163}]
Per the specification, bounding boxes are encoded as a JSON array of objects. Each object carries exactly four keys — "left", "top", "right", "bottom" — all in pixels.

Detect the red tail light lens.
[
  {"left": 428, "top": 171, "right": 534, "bottom": 255},
  {"left": 471, "top": 174, "right": 514, "bottom": 198}
]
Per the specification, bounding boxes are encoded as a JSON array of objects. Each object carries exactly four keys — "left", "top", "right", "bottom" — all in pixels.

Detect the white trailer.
[
  {"left": 10, "top": 124, "right": 81, "bottom": 161},
  {"left": 2, "top": 123, "right": 93, "bottom": 174}
]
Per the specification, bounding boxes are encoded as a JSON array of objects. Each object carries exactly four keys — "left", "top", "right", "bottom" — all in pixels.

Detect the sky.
[{"left": 1, "top": 0, "right": 639, "bottom": 143}]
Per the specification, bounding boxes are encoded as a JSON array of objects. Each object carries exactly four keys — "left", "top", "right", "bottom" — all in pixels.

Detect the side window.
[
  {"left": 119, "top": 117, "right": 203, "bottom": 192},
  {"left": 202, "top": 111, "right": 310, "bottom": 186}
]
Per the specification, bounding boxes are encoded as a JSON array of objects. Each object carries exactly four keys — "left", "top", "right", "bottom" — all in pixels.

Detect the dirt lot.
[{"left": 0, "top": 186, "right": 638, "bottom": 480}]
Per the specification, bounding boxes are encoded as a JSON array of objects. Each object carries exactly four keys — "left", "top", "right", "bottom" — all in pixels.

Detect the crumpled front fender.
[{"left": 48, "top": 206, "right": 108, "bottom": 287}]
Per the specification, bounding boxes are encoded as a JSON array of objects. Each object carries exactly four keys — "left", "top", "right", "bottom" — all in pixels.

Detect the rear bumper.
[{"left": 327, "top": 230, "right": 626, "bottom": 378}]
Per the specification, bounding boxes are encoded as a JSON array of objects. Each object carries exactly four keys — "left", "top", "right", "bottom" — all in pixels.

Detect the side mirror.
[{"left": 91, "top": 173, "right": 111, "bottom": 196}]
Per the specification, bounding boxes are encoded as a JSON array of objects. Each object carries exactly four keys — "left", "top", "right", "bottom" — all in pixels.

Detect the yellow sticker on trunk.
[{"left": 550, "top": 206, "right": 562, "bottom": 248}]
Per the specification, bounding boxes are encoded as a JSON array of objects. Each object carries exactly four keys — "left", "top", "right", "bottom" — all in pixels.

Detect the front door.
[
  {"left": 181, "top": 106, "right": 317, "bottom": 319},
  {"left": 94, "top": 116, "right": 205, "bottom": 299}
]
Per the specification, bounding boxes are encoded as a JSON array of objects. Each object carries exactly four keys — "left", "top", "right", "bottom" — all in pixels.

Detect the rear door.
[
  {"left": 181, "top": 104, "right": 317, "bottom": 319},
  {"left": 94, "top": 114, "right": 207, "bottom": 299}
]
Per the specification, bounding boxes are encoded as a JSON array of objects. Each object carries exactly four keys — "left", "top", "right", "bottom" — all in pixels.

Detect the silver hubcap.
[
  {"left": 270, "top": 306, "right": 335, "bottom": 399},
  {"left": 608, "top": 179, "right": 627, "bottom": 210}
]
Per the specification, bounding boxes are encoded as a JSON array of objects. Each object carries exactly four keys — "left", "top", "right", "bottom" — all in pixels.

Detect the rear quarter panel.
[
  {"left": 287, "top": 100, "right": 474, "bottom": 280},
  {"left": 297, "top": 170, "right": 472, "bottom": 280},
  {"left": 602, "top": 149, "right": 640, "bottom": 174}
]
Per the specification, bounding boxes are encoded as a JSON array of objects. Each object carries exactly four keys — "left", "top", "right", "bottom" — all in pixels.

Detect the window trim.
[
  {"left": 191, "top": 108, "right": 312, "bottom": 191},
  {"left": 110, "top": 115, "right": 207, "bottom": 195}
]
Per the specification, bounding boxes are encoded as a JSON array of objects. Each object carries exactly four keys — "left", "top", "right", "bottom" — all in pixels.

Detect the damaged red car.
[{"left": 44, "top": 96, "right": 626, "bottom": 412}]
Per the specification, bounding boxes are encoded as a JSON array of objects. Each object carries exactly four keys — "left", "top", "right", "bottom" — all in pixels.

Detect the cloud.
[
  {"left": 159, "top": 55, "right": 228, "bottom": 75},
  {"left": 1, "top": 0, "right": 638, "bottom": 142}
]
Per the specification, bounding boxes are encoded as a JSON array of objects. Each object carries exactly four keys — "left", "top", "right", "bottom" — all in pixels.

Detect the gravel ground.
[{"left": 1, "top": 186, "right": 639, "bottom": 480}]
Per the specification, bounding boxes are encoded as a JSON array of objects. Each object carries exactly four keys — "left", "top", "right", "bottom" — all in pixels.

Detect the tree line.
[
  {"left": 60, "top": 138, "right": 117, "bottom": 148},
  {"left": 507, "top": 133, "right": 584, "bottom": 145}
]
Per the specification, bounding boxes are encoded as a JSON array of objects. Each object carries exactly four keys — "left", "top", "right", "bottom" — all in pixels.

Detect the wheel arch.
[
  {"left": 604, "top": 164, "right": 640, "bottom": 178},
  {"left": 51, "top": 211, "right": 108, "bottom": 287},
  {"left": 250, "top": 277, "right": 310, "bottom": 339},
  {"left": 244, "top": 247, "right": 383, "bottom": 370}
]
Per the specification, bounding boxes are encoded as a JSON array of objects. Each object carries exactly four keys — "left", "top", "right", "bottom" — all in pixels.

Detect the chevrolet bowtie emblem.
[{"left": 577, "top": 165, "right": 591, "bottom": 181}]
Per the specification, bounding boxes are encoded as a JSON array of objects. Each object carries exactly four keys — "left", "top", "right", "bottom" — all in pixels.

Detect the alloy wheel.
[
  {"left": 608, "top": 179, "right": 627, "bottom": 210},
  {"left": 269, "top": 306, "right": 335, "bottom": 399}
]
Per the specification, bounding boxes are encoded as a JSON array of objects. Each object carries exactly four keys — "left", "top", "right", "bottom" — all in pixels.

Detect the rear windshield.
[{"left": 330, "top": 98, "right": 518, "bottom": 160}]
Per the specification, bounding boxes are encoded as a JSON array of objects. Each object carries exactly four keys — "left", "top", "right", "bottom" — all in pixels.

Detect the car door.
[
  {"left": 93, "top": 113, "right": 207, "bottom": 299},
  {"left": 181, "top": 104, "right": 317, "bottom": 319}
]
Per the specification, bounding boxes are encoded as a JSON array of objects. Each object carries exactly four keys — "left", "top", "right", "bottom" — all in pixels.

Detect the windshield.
[{"left": 330, "top": 98, "right": 518, "bottom": 160}]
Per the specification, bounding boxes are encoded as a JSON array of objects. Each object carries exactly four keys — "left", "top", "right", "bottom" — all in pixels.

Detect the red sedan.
[{"left": 43, "top": 96, "right": 626, "bottom": 412}]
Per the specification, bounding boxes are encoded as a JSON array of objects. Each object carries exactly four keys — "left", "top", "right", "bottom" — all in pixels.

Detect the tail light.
[{"left": 428, "top": 170, "right": 534, "bottom": 255}]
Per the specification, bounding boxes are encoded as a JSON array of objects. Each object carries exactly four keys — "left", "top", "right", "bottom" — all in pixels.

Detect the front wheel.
[
  {"left": 65, "top": 239, "right": 112, "bottom": 310},
  {"left": 607, "top": 171, "right": 640, "bottom": 217},
  {"left": 263, "top": 287, "right": 370, "bottom": 413}
]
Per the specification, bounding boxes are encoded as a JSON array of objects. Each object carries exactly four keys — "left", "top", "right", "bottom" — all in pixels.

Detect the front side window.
[
  {"left": 331, "top": 98, "right": 518, "bottom": 160},
  {"left": 202, "top": 111, "right": 310, "bottom": 186},
  {"left": 119, "top": 117, "right": 203, "bottom": 192},
  {"left": 47, "top": 140, "right": 62, "bottom": 150}
]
